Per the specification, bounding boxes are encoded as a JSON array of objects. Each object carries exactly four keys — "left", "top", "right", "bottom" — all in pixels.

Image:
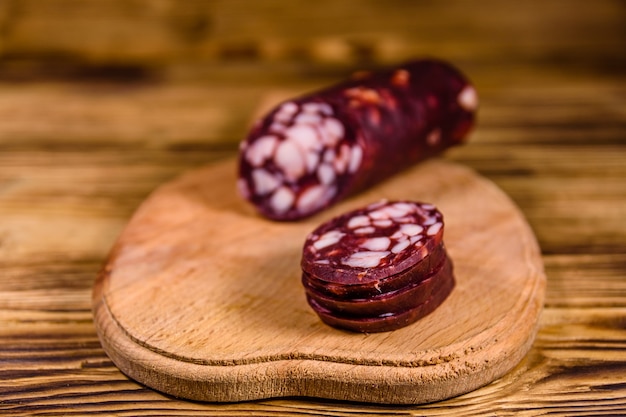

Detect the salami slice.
[
  {"left": 300, "top": 200, "right": 455, "bottom": 332},
  {"left": 301, "top": 200, "right": 445, "bottom": 284},
  {"left": 305, "top": 254, "right": 453, "bottom": 318},
  {"left": 238, "top": 59, "right": 477, "bottom": 221},
  {"left": 307, "top": 263, "right": 455, "bottom": 333},
  {"left": 301, "top": 243, "right": 446, "bottom": 299}
]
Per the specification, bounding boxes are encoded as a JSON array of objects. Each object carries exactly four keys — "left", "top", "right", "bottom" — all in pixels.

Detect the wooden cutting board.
[{"left": 92, "top": 157, "right": 546, "bottom": 404}]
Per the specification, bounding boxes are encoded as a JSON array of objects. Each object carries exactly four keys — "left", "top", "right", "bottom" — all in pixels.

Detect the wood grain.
[
  {"left": 0, "top": 0, "right": 624, "bottom": 80},
  {"left": 92, "top": 158, "right": 545, "bottom": 404},
  {"left": 1, "top": 76, "right": 624, "bottom": 415},
  {"left": 1, "top": 0, "right": 625, "bottom": 414}
]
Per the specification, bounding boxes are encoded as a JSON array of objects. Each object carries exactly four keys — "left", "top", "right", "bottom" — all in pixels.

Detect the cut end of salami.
[
  {"left": 238, "top": 58, "right": 477, "bottom": 221},
  {"left": 301, "top": 200, "right": 455, "bottom": 333},
  {"left": 238, "top": 100, "right": 362, "bottom": 221}
]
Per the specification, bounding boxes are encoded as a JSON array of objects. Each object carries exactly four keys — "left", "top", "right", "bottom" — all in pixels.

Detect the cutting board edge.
[{"left": 92, "top": 270, "right": 544, "bottom": 404}]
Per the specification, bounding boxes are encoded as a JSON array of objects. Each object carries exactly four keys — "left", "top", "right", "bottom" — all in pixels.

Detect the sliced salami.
[
  {"left": 300, "top": 200, "right": 455, "bottom": 332},
  {"left": 307, "top": 264, "right": 455, "bottom": 333},
  {"left": 301, "top": 243, "right": 447, "bottom": 299},
  {"left": 305, "top": 254, "right": 453, "bottom": 318},
  {"left": 238, "top": 59, "right": 477, "bottom": 220},
  {"left": 301, "top": 200, "right": 445, "bottom": 284}
]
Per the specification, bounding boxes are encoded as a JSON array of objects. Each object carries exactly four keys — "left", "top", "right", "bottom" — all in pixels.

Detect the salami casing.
[
  {"left": 305, "top": 255, "right": 452, "bottom": 318},
  {"left": 238, "top": 59, "right": 477, "bottom": 220},
  {"left": 307, "top": 261, "right": 455, "bottom": 333},
  {"left": 300, "top": 200, "right": 455, "bottom": 332}
]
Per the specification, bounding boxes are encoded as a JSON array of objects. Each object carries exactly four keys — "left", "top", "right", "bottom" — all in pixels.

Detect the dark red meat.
[
  {"left": 301, "top": 243, "right": 447, "bottom": 299},
  {"left": 301, "top": 200, "right": 445, "bottom": 284},
  {"left": 300, "top": 200, "right": 455, "bottom": 333},
  {"left": 238, "top": 58, "right": 477, "bottom": 221},
  {"left": 305, "top": 254, "right": 452, "bottom": 318},
  {"left": 308, "top": 261, "right": 455, "bottom": 333}
]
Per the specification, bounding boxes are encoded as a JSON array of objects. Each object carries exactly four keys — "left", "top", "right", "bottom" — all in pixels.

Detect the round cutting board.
[{"left": 92, "top": 158, "right": 545, "bottom": 404}]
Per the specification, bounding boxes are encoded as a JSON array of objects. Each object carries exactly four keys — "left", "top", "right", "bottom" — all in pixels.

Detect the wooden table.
[{"left": 1, "top": 1, "right": 625, "bottom": 415}]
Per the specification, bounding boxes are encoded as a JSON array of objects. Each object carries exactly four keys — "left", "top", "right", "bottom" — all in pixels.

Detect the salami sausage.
[
  {"left": 300, "top": 200, "right": 455, "bottom": 332},
  {"left": 238, "top": 59, "right": 477, "bottom": 221},
  {"left": 305, "top": 255, "right": 452, "bottom": 318},
  {"left": 307, "top": 263, "right": 455, "bottom": 333},
  {"left": 301, "top": 242, "right": 447, "bottom": 299}
]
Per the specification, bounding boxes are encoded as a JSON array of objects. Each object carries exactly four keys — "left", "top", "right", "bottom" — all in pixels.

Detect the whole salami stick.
[{"left": 238, "top": 59, "right": 478, "bottom": 221}]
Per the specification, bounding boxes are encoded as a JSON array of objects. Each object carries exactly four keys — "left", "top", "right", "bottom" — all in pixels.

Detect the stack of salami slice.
[{"left": 301, "top": 200, "right": 455, "bottom": 333}]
